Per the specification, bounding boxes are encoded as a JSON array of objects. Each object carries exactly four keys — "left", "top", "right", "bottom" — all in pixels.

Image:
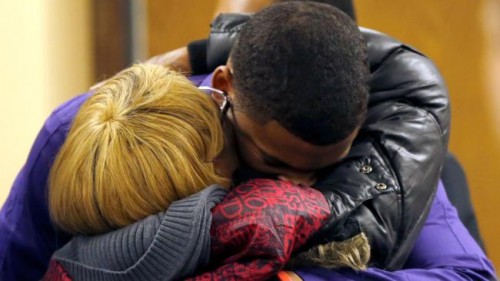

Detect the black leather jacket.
[{"left": 196, "top": 14, "right": 450, "bottom": 270}]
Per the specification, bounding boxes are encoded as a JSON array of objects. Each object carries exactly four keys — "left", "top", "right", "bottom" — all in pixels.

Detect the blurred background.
[{"left": 1, "top": 0, "right": 499, "bottom": 271}]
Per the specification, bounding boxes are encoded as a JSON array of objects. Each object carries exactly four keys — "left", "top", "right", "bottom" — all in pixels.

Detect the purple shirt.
[{"left": 0, "top": 75, "right": 496, "bottom": 280}]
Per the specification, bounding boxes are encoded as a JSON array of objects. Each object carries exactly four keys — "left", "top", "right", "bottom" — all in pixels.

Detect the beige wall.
[
  {"left": 355, "top": 0, "right": 500, "bottom": 270},
  {"left": 0, "top": 1, "right": 94, "bottom": 206}
]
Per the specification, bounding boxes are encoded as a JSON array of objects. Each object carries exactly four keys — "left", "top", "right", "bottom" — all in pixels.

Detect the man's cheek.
[
  {"left": 240, "top": 148, "right": 261, "bottom": 169},
  {"left": 235, "top": 140, "right": 258, "bottom": 165}
]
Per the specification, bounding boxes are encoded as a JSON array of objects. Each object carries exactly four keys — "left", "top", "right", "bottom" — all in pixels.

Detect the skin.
[
  {"left": 145, "top": 47, "right": 192, "bottom": 74},
  {"left": 212, "top": 62, "right": 359, "bottom": 186},
  {"left": 212, "top": 111, "right": 240, "bottom": 183}
]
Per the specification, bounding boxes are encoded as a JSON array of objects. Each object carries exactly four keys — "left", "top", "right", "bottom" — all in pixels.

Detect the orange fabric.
[{"left": 277, "top": 271, "right": 296, "bottom": 281}]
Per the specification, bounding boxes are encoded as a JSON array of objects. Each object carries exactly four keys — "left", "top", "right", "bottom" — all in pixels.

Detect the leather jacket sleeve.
[
  {"left": 314, "top": 28, "right": 450, "bottom": 269},
  {"left": 202, "top": 14, "right": 450, "bottom": 270}
]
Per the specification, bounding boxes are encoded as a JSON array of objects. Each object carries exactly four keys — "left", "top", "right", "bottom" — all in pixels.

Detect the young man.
[
  {"left": 198, "top": 2, "right": 447, "bottom": 270},
  {"left": 0, "top": 2, "right": 494, "bottom": 280}
]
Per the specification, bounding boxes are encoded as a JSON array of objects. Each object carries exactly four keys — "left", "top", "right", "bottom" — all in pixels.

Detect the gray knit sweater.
[{"left": 53, "top": 185, "right": 228, "bottom": 281}]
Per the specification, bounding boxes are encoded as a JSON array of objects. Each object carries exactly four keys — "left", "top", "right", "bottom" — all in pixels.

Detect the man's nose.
[{"left": 277, "top": 173, "right": 317, "bottom": 187}]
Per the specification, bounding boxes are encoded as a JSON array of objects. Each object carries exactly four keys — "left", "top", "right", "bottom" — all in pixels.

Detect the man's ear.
[{"left": 212, "top": 65, "right": 234, "bottom": 95}]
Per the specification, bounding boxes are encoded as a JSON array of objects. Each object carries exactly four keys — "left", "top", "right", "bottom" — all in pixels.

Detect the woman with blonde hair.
[
  {"left": 48, "top": 64, "right": 232, "bottom": 236},
  {"left": 44, "top": 64, "right": 369, "bottom": 281}
]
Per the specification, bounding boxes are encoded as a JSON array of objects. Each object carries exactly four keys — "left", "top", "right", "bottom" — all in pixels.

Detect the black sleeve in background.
[
  {"left": 317, "top": 0, "right": 356, "bottom": 21},
  {"left": 441, "top": 153, "right": 486, "bottom": 252},
  {"left": 336, "top": 0, "right": 356, "bottom": 22},
  {"left": 187, "top": 39, "right": 209, "bottom": 74}
]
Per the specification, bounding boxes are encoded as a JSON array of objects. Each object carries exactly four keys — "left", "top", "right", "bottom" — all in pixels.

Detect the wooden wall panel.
[
  {"left": 147, "top": 0, "right": 218, "bottom": 57},
  {"left": 354, "top": 0, "right": 500, "bottom": 270},
  {"left": 92, "top": 0, "right": 131, "bottom": 81}
]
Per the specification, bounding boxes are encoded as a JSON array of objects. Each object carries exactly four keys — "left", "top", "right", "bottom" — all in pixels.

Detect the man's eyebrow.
[
  {"left": 262, "top": 149, "right": 334, "bottom": 174},
  {"left": 261, "top": 153, "right": 293, "bottom": 169},
  {"left": 261, "top": 152, "right": 317, "bottom": 173}
]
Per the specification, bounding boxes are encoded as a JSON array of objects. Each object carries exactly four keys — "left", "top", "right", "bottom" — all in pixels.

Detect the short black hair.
[{"left": 230, "top": 1, "right": 369, "bottom": 145}]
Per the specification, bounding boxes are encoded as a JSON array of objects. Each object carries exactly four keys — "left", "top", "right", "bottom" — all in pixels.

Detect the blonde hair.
[
  {"left": 49, "top": 64, "right": 228, "bottom": 235},
  {"left": 289, "top": 232, "right": 371, "bottom": 270}
]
